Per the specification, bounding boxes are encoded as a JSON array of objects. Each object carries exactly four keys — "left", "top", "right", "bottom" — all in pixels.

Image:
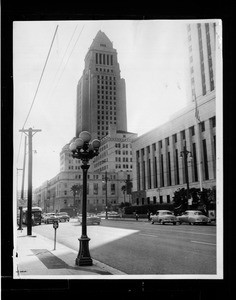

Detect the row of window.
[
  {"left": 115, "top": 150, "right": 132, "bottom": 155},
  {"left": 97, "top": 80, "right": 116, "bottom": 85},
  {"left": 148, "top": 119, "right": 215, "bottom": 151},
  {"left": 97, "top": 95, "right": 116, "bottom": 100},
  {"left": 136, "top": 195, "right": 170, "bottom": 205},
  {"left": 115, "top": 164, "right": 132, "bottom": 169},
  {"left": 98, "top": 100, "right": 116, "bottom": 106},
  {"left": 95, "top": 53, "right": 113, "bottom": 65},
  {"left": 98, "top": 125, "right": 114, "bottom": 131},
  {"left": 98, "top": 119, "right": 117, "bottom": 125},
  {"left": 97, "top": 89, "right": 116, "bottom": 95},
  {"left": 115, "top": 143, "right": 131, "bottom": 148},
  {"left": 95, "top": 67, "right": 114, "bottom": 73},
  {"left": 97, "top": 85, "right": 116, "bottom": 90},
  {"left": 137, "top": 136, "right": 215, "bottom": 191},
  {"left": 97, "top": 75, "right": 116, "bottom": 81},
  {"left": 63, "top": 199, "right": 117, "bottom": 205},
  {"left": 115, "top": 157, "right": 132, "bottom": 162},
  {"left": 97, "top": 110, "right": 116, "bottom": 115}
]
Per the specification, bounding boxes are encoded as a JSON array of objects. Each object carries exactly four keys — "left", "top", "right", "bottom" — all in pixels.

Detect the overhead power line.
[
  {"left": 22, "top": 25, "right": 59, "bottom": 130},
  {"left": 49, "top": 25, "right": 78, "bottom": 97},
  {"left": 50, "top": 25, "right": 85, "bottom": 94}
]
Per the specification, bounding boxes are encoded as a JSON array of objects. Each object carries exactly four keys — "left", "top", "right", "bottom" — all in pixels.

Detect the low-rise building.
[
  {"left": 132, "top": 92, "right": 216, "bottom": 205},
  {"left": 34, "top": 140, "right": 133, "bottom": 213}
]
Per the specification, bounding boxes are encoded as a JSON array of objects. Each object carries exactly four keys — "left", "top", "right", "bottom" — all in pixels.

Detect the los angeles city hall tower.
[{"left": 76, "top": 30, "right": 128, "bottom": 140}]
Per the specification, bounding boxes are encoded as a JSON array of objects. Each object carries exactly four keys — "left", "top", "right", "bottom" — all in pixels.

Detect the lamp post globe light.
[{"left": 69, "top": 131, "right": 101, "bottom": 266}]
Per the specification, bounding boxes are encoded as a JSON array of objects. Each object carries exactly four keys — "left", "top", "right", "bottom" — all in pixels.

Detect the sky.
[{"left": 13, "top": 20, "right": 191, "bottom": 189}]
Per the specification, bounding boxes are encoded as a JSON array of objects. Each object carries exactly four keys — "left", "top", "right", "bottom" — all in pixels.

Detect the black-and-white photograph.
[{"left": 12, "top": 19, "right": 223, "bottom": 280}]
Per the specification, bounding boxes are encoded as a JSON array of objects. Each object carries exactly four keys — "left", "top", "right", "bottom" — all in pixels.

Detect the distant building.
[
  {"left": 34, "top": 142, "right": 133, "bottom": 213},
  {"left": 76, "top": 30, "right": 127, "bottom": 140},
  {"left": 93, "top": 125, "right": 137, "bottom": 173},
  {"left": 34, "top": 31, "right": 134, "bottom": 212}
]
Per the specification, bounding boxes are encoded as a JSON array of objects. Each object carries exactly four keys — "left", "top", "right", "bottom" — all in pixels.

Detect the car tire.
[
  {"left": 160, "top": 220, "right": 165, "bottom": 225},
  {"left": 151, "top": 220, "right": 154, "bottom": 224},
  {"left": 173, "top": 222, "right": 176, "bottom": 225}
]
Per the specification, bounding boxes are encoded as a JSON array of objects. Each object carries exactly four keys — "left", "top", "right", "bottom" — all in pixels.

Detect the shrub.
[{"left": 123, "top": 203, "right": 174, "bottom": 215}]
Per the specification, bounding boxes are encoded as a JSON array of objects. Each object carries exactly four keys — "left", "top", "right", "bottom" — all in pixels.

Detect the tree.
[
  {"left": 173, "top": 186, "right": 216, "bottom": 215},
  {"left": 70, "top": 184, "right": 82, "bottom": 210},
  {"left": 121, "top": 185, "right": 126, "bottom": 203},
  {"left": 125, "top": 175, "right": 133, "bottom": 194}
]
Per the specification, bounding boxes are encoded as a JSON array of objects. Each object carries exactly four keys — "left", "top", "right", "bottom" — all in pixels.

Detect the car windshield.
[{"left": 161, "top": 212, "right": 172, "bottom": 215}]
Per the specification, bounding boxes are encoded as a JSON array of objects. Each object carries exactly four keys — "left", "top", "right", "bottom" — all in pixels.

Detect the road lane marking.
[
  {"left": 152, "top": 228, "right": 216, "bottom": 236},
  {"left": 139, "top": 233, "right": 159, "bottom": 238},
  {"left": 179, "top": 230, "right": 215, "bottom": 236},
  {"left": 191, "top": 241, "right": 216, "bottom": 246}
]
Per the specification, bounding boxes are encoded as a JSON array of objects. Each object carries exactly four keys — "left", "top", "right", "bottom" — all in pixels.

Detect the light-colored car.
[
  {"left": 56, "top": 212, "right": 70, "bottom": 222},
  {"left": 150, "top": 210, "right": 177, "bottom": 225},
  {"left": 77, "top": 213, "right": 101, "bottom": 225},
  {"left": 177, "top": 210, "right": 211, "bottom": 225},
  {"left": 43, "top": 213, "right": 59, "bottom": 224}
]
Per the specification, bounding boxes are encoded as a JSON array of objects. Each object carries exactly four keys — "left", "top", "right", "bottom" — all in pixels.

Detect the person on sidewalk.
[{"left": 135, "top": 212, "right": 139, "bottom": 221}]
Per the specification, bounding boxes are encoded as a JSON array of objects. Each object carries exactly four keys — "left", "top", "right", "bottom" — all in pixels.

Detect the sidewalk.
[{"left": 14, "top": 227, "right": 126, "bottom": 278}]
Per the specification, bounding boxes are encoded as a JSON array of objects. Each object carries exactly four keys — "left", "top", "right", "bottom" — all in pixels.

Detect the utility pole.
[
  {"left": 17, "top": 168, "right": 23, "bottom": 230},
  {"left": 105, "top": 171, "right": 108, "bottom": 219},
  {"left": 21, "top": 136, "right": 27, "bottom": 200},
  {"left": 19, "top": 128, "right": 41, "bottom": 235},
  {"left": 180, "top": 141, "right": 192, "bottom": 208},
  {"left": 194, "top": 93, "right": 203, "bottom": 191}
]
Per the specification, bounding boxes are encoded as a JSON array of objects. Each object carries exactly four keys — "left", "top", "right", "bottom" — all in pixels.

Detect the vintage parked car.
[
  {"left": 177, "top": 210, "right": 211, "bottom": 225},
  {"left": 77, "top": 213, "right": 101, "bottom": 225},
  {"left": 55, "top": 212, "right": 70, "bottom": 222},
  {"left": 150, "top": 210, "right": 177, "bottom": 225},
  {"left": 43, "top": 213, "right": 59, "bottom": 224}
]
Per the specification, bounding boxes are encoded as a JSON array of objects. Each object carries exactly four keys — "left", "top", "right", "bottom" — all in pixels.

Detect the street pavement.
[
  {"left": 14, "top": 225, "right": 126, "bottom": 278},
  {"left": 14, "top": 217, "right": 217, "bottom": 278}
]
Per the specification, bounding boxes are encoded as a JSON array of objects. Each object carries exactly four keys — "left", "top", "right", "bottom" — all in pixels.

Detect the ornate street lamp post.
[
  {"left": 69, "top": 131, "right": 100, "bottom": 266},
  {"left": 180, "top": 141, "right": 192, "bottom": 205}
]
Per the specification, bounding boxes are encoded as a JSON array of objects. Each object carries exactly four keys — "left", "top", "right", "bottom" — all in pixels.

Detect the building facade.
[
  {"left": 187, "top": 22, "right": 216, "bottom": 103},
  {"left": 34, "top": 142, "right": 133, "bottom": 213},
  {"left": 93, "top": 124, "right": 137, "bottom": 173},
  {"left": 76, "top": 30, "right": 127, "bottom": 140},
  {"left": 132, "top": 96, "right": 216, "bottom": 205},
  {"left": 131, "top": 21, "right": 217, "bottom": 205}
]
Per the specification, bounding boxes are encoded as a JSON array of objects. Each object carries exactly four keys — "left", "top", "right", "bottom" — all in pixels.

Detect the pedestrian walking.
[
  {"left": 147, "top": 210, "right": 151, "bottom": 221},
  {"left": 135, "top": 212, "right": 139, "bottom": 221}
]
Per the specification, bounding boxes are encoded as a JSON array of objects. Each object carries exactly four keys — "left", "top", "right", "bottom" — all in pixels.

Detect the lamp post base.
[{"left": 75, "top": 236, "right": 93, "bottom": 266}]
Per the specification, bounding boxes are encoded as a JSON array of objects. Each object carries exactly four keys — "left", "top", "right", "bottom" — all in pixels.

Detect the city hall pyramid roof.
[{"left": 89, "top": 30, "right": 115, "bottom": 51}]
